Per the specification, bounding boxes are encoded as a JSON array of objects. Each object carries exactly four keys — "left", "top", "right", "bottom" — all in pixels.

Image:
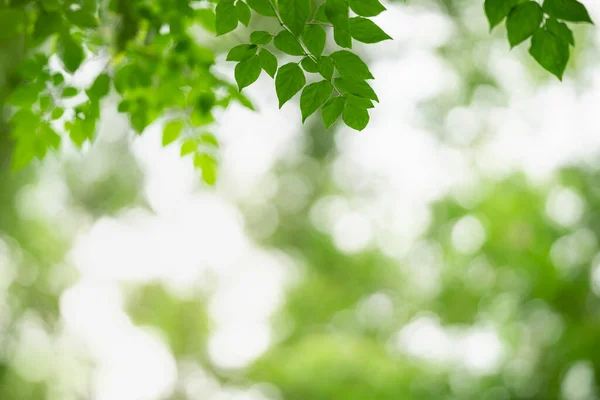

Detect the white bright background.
[{"left": 4, "top": 1, "right": 600, "bottom": 399}]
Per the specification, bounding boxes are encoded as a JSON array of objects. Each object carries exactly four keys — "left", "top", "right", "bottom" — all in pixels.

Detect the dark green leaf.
[
  {"left": 300, "top": 80, "right": 333, "bottom": 121},
  {"left": 247, "top": 0, "right": 276, "bottom": 16},
  {"left": 542, "top": 0, "right": 593, "bottom": 23},
  {"left": 236, "top": 1, "right": 252, "bottom": 26},
  {"left": 330, "top": 50, "right": 373, "bottom": 80},
  {"left": 235, "top": 55, "right": 262, "bottom": 90},
  {"left": 326, "top": 0, "right": 352, "bottom": 48},
  {"left": 349, "top": 0, "right": 386, "bottom": 17},
  {"left": 318, "top": 56, "right": 335, "bottom": 80},
  {"left": 251, "top": 31, "right": 273, "bottom": 45},
  {"left": 302, "top": 25, "right": 326, "bottom": 57},
  {"left": 0, "top": 8, "right": 27, "bottom": 39},
  {"left": 42, "top": 0, "right": 61, "bottom": 11},
  {"left": 34, "top": 12, "right": 63, "bottom": 42},
  {"left": 259, "top": 49, "right": 278, "bottom": 77},
  {"left": 66, "top": 10, "right": 99, "bottom": 28},
  {"left": 321, "top": 96, "right": 345, "bottom": 129},
  {"left": 529, "top": 28, "right": 569, "bottom": 79},
  {"left": 276, "top": 62, "right": 306, "bottom": 108},
  {"left": 301, "top": 57, "right": 319, "bottom": 72},
  {"left": 334, "top": 77, "right": 378, "bottom": 101},
  {"left": 279, "top": 0, "right": 311, "bottom": 36},
  {"left": 506, "top": 2, "right": 543, "bottom": 47},
  {"left": 274, "top": 30, "right": 305, "bottom": 56},
  {"left": 216, "top": 0, "right": 239, "bottom": 35},
  {"left": 484, "top": 0, "right": 519, "bottom": 29},
  {"left": 62, "top": 87, "right": 79, "bottom": 98},
  {"left": 349, "top": 17, "right": 391, "bottom": 43},
  {"left": 227, "top": 44, "right": 258, "bottom": 61},
  {"left": 58, "top": 35, "right": 85, "bottom": 73},
  {"left": 163, "top": 121, "right": 184, "bottom": 146},
  {"left": 546, "top": 18, "right": 574, "bottom": 46},
  {"left": 343, "top": 103, "right": 369, "bottom": 130},
  {"left": 87, "top": 73, "right": 111, "bottom": 99}
]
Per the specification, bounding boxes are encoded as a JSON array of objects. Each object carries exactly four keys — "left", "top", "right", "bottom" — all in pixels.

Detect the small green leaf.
[
  {"left": 318, "top": 56, "right": 335, "bottom": 80},
  {"left": 62, "top": 87, "right": 79, "bottom": 98},
  {"left": 330, "top": 50, "right": 374, "bottom": 80},
  {"left": 163, "top": 120, "right": 184, "bottom": 146},
  {"left": 227, "top": 44, "right": 258, "bottom": 61},
  {"left": 87, "top": 73, "right": 111, "bottom": 99},
  {"left": 235, "top": 55, "right": 262, "bottom": 90},
  {"left": 345, "top": 94, "right": 374, "bottom": 108},
  {"left": 236, "top": 1, "right": 252, "bottom": 26},
  {"left": 51, "top": 108, "right": 65, "bottom": 120},
  {"left": 349, "top": 17, "right": 391, "bottom": 43},
  {"left": 194, "top": 153, "right": 218, "bottom": 185},
  {"left": 546, "top": 18, "right": 574, "bottom": 46},
  {"left": 301, "top": 57, "right": 319, "bottom": 72},
  {"left": 300, "top": 80, "right": 333, "bottom": 122},
  {"left": 334, "top": 77, "right": 378, "bottom": 101},
  {"left": 529, "top": 28, "right": 569, "bottom": 80},
  {"left": 274, "top": 30, "right": 306, "bottom": 56},
  {"left": 259, "top": 49, "right": 278, "bottom": 77},
  {"left": 200, "top": 132, "right": 219, "bottom": 146},
  {"left": 58, "top": 35, "right": 85, "bottom": 73},
  {"left": 39, "top": 95, "right": 52, "bottom": 111},
  {"left": 321, "top": 96, "right": 345, "bottom": 129},
  {"left": 66, "top": 10, "right": 99, "bottom": 28},
  {"left": 52, "top": 73, "right": 65, "bottom": 86},
  {"left": 0, "top": 8, "right": 27, "bottom": 39},
  {"left": 343, "top": 103, "right": 369, "bottom": 130},
  {"left": 276, "top": 62, "right": 306, "bottom": 108},
  {"left": 251, "top": 31, "right": 273, "bottom": 45},
  {"left": 484, "top": 0, "right": 519, "bottom": 29},
  {"left": 326, "top": 0, "right": 352, "bottom": 48},
  {"left": 349, "top": 0, "right": 386, "bottom": 17},
  {"left": 506, "top": 2, "right": 543, "bottom": 47},
  {"left": 181, "top": 139, "right": 198, "bottom": 155},
  {"left": 247, "top": 0, "right": 276, "bottom": 16},
  {"left": 279, "top": 0, "right": 311, "bottom": 36},
  {"left": 216, "top": 0, "right": 239, "bottom": 35},
  {"left": 302, "top": 25, "right": 326, "bottom": 57},
  {"left": 542, "top": 0, "right": 593, "bottom": 23}
]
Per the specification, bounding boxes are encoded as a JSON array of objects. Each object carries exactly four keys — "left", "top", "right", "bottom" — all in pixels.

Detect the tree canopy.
[{"left": 0, "top": 0, "right": 594, "bottom": 178}]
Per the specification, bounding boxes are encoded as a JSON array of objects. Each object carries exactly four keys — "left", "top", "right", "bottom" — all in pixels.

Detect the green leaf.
[
  {"left": 321, "top": 96, "right": 345, "bottom": 129},
  {"left": 0, "top": 8, "right": 27, "bottom": 39},
  {"left": 300, "top": 80, "right": 333, "bottom": 122},
  {"left": 235, "top": 55, "right": 262, "bottom": 90},
  {"left": 251, "top": 31, "right": 273, "bottom": 45},
  {"left": 216, "top": 0, "right": 239, "bottom": 35},
  {"left": 484, "top": 0, "right": 519, "bottom": 29},
  {"left": 181, "top": 139, "right": 198, "bottom": 156},
  {"left": 247, "top": 0, "right": 276, "bottom": 16},
  {"left": 330, "top": 50, "right": 374, "bottom": 80},
  {"left": 200, "top": 132, "right": 219, "bottom": 146},
  {"left": 345, "top": 94, "right": 374, "bottom": 108},
  {"left": 58, "top": 35, "right": 85, "bottom": 73},
  {"left": 301, "top": 57, "right": 319, "bottom": 72},
  {"left": 343, "top": 103, "right": 369, "bottom": 130},
  {"left": 546, "top": 18, "right": 574, "bottom": 46},
  {"left": 506, "top": 2, "right": 543, "bottom": 47},
  {"left": 42, "top": 0, "right": 62, "bottom": 11},
  {"left": 197, "top": 9, "right": 217, "bottom": 33},
  {"left": 194, "top": 153, "right": 218, "bottom": 185},
  {"left": 227, "top": 44, "right": 258, "bottom": 61},
  {"left": 52, "top": 73, "right": 65, "bottom": 86},
  {"left": 51, "top": 108, "right": 65, "bottom": 120},
  {"left": 274, "top": 30, "right": 305, "bottom": 56},
  {"left": 276, "top": 62, "right": 306, "bottom": 108},
  {"left": 87, "top": 73, "right": 111, "bottom": 99},
  {"left": 542, "top": 0, "right": 593, "bottom": 23},
  {"left": 349, "top": 0, "right": 386, "bottom": 17},
  {"left": 529, "top": 28, "right": 569, "bottom": 80},
  {"left": 66, "top": 10, "right": 99, "bottom": 28},
  {"left": 33, "top": 12, "right": 63, "bottom": 42},
  {"left": 334, "top": 78, "right": 378, "bottom": 101},
  {"left": 279, "top": 0, "right": 311, "bottom": 36},
  {"left": 314, "top": 4, "right": 329, "bottom": 22},
  {"left": 236, "top": 1, "right": 252, "bottom": 26},
  {"left": 326, "top": 0, "right": 352, "bottom": 48},
  {"left": 349, "top": 17, "right": 391, "bottom": 43},
  {"left": 302, "top": 25, "right": 326, "bottom": 57},
  {"left": 259, "top": 49, "right": 278, "bottom": 77},
  {"left": 163, "top": 121, "right": 184, "bottom": 146},
  {"left": 62, "top": 87, "right": 79, "bottom": 98},
  {"left": 318, "top": 56, "right": 335, "bottom": 80}
]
